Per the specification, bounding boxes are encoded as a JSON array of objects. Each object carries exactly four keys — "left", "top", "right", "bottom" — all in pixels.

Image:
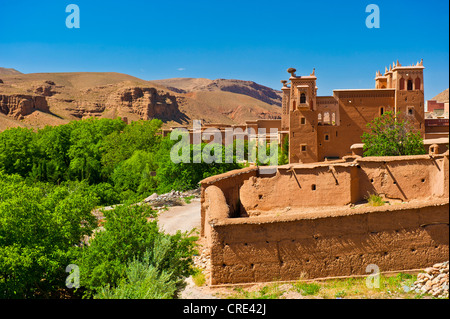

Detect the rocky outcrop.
[
  {"left": 0, "top": 94, "right": 49, "bottom": 119},
  {"left": 107, "top": 86, "right": 188, "bottom": 122},
  {"left": 33, "top": 81, "right": 57, "bottom": 97}
]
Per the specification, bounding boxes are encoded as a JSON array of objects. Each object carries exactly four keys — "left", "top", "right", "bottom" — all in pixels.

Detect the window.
[
  {"left": 415, "top": 78, "right": 421, "bottom": 90},
  {"left": 399, "top": 78, "right": 405, "bottom": 90},
  {"left": 407, "top": 80, "right": 413, "bottom": 91},
  {"left": 407, "top": 106, "right": 414, "bottom": 116},
  {"left": 380, "top": 107, "right": 384, "bottom": 116},
  {"left": 300, "top": 93, "right": 306, "bottom": 104},
  {"left": 324, "top": 134, "right": 330, "bottom": 141},
  {"left": 300, "top": 117, "right": 306, "bottom": 125},
  {"left": 292, "top": 100, "right": 296, "bottom": 110},
  {"left": 301, "top": 145, "right": 307, "bottom": 152}
]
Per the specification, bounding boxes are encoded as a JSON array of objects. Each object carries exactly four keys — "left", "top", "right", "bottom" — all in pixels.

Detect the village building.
[{"left": 165, "top": 59, "right": 448, "bottom": 164}]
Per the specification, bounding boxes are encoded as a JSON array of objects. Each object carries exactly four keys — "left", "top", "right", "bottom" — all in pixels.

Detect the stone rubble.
[
  {"left": 192, "top": 245, "right": 211, "bottom": 284},
  {"left": 143, "top": 188, "right": 201, "bottom": 213},
  {"left": 410, "top": 261, "right": 449, "bottom": 298},
  {"left": 144, "top": 188, "right": 200, "bottom": 203}
]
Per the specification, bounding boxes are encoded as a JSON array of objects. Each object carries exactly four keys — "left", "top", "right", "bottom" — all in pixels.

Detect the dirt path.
[
  {"left": 154, "top": 199, "right": 223, "bottom": 299},
  {"left": 156, "top": 199, "right": 201, "bottom": 235}
]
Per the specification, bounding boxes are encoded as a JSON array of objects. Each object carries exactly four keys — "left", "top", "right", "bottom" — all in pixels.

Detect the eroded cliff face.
[
  {"left": 107, "top": 87, "right": 187, "bottom": 121},
  {"left": 0, "top": 81, "right": 187, "bottom": 123},
  {"left": 0, "top": 94, "right": 49, "bottom": 119},
  {"left": 0, "top": 72, "right": 282, "bottom": 129}
]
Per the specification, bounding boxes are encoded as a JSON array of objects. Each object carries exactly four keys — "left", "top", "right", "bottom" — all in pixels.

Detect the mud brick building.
[{"left": 281, "top": 60, "right": 428, "bottom": 163}]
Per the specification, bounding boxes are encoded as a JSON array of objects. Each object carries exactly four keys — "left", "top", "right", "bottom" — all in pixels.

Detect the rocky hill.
[
  {"left": 0, "top": 70, "right": 281, "bottom": 131},
  {"left": 432, "top": 88, "right": 449, "bottom": 103},
  {"left": 0, "top": 67, "right": 22, "bottom": 76},
  {"left": 152, "top": 78, "right": 282, "bottom": 106}
]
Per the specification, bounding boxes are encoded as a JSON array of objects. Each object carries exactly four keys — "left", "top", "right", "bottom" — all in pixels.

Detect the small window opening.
[{"left": 300, "top": 93, "right": 306, "bottom": 104}]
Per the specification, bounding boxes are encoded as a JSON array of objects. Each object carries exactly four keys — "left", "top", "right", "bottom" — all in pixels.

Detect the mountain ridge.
[{"left": 0, "top": 70, "right": 281, "bottom": 131}]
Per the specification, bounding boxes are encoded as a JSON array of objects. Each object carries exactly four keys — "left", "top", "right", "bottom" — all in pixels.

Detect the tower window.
[
  {"left": 407, "top": 106, "right": 414, "bottom": 116},
  {"left": 415, "top": 78, "right": 421, "bottom": 90},
  {"left": 324, "top": 134, "right": 330, "bottom": 141},
  {"left": 380, "top": 107, "right": 384, "bottom": 116},
  {"left": 300, "top": 117, "right": 306, "bottom": 125},
  {"left": 300, "top": 93, "right": 306, "bottom": 104},
  {"left": 399, "top": 78, "right": 405, "bottom": 90},
  {"left": 301, "top": 145, "right": 307, "bottom": 152},
  {"left": 407, "top": 80, "right": 413, "bottom": 91}
]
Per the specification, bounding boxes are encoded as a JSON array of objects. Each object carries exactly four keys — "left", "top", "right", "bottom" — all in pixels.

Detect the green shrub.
[
  {"left": 366, "top": 193, "right": 385, "bottom": 206},
  {"left": 94, "top": 250, "right": 177, "bottom": 299},
  {"left": 192, "top": 268, "right": 206, "bottom": 287},
  {"left": 76, "top": 203, "right": 197, "bottom": 297},
  {"left": 362, "top": 111, "right": 426, "bottom": 157},
  {"left": 293, "top": 282, "right": 321, "bottom": 296}
]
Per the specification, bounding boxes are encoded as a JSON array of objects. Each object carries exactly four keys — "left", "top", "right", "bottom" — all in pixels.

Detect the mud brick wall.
[
  {"left": 208, "top": 201, "right": 449, "bottom": 285},
  {"left": 200, "top": 153, "right": 449, "bottom": 285}
]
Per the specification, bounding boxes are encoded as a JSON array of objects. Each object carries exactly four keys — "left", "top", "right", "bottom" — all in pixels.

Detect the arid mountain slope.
[
  {"left": 152, "top": 78, "right": 282, "bottom": 106},
  {"left": 0, "top": 67, "right": 22, "bottom": 76},
  {"left": 0, "top": 70, "right": 281, "bottom": 131},
  {"left": 432, "top": 88, "right": 449, "bottom": 103}
]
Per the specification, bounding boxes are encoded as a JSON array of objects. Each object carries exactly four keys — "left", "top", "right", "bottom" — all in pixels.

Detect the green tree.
[
  {"left": 278, "top": 135, "right": 289, "bottom": 165},
  {"left": 361, "top": 111, "right": 426, "bottom": 156},
  {"left": 30, "top": 124, "right": 73, "bottom": 183},
  {"left": 111, "top": 150, "right": 157, "bottom": 197},
  {"left": 67, "top": 118, "right": 127, "bottom": 184},
  {"left": 0, "top": 172, "right": 98, "bottom": 298},
  {"left": 100, "top": 119, "right": 163, "bottom": 180},
  {"left": 155, "top": 137, "right": 242, "bottom": 193},
  {"left": 0, "top": 127, "right": 38, "bottom": 177},
  {"left": 76, "top": 202, "right": 197, "bottom": 297}
]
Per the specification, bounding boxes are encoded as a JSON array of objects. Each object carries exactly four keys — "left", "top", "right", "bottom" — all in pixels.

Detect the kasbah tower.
[{"left": 280, "top": 59, "right": 425, "bottom": 164}]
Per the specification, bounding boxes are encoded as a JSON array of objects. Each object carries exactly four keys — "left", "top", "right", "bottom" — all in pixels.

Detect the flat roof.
[{"left": 333, "top": 88, "right": 396, "bottom": 92}]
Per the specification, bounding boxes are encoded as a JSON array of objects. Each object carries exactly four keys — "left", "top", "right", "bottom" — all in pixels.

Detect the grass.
[
  {"left": 227, "top": 285, "right": 284, "bottom": 299},
  {"left": 302, "top": 273, "right": 421, "bottom": 299},
  {"left": 184, "top": 195, "right": 195, "bottom": 204},
  {"left": 366, "top": 193, "right": 385, "bottom": 207},
  {"left": 293, "top": 282, "right": 321, "bottom": 296},
  {"left": 221, "top": 273, "right": 432, "bottom": 299},
  {"left": 192, "top": 268, "right": 206, "bottom": 287}
]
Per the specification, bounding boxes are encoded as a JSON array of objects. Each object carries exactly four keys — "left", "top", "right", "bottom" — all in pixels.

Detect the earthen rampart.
[{"left": 200, "top": 153, "right": 449, "bottom": 285}]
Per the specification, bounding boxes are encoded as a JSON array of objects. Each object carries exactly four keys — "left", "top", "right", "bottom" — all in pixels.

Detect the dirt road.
[
  {"left": 156, "top": 198, "right": 201, "bottom": 235},
  {"left": 155, "top": 199, "right": 220, "bottom": 299}
]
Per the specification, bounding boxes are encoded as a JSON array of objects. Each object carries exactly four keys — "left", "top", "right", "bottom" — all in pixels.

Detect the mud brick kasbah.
[{"left": 199, "top": 60, "right": 449, "bottom": 286}]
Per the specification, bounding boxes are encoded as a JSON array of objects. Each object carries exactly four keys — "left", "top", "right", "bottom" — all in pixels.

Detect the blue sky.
[{"left": 0, "top": 0, "right": 448, "bottom": 101}]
